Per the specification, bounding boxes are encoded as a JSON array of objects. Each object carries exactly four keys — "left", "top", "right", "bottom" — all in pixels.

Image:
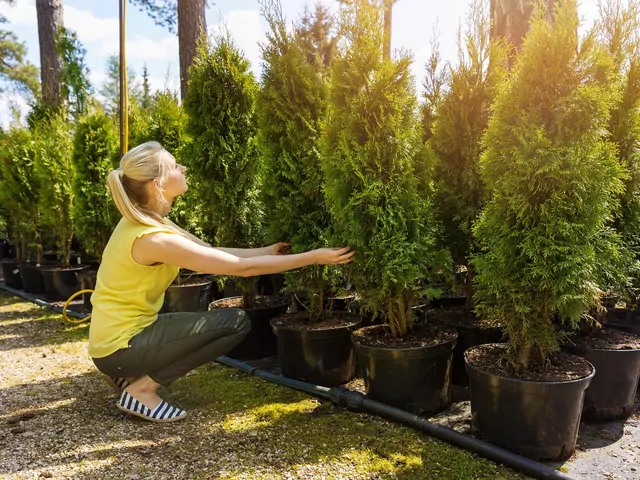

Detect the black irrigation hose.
[
  {"left": 0, "top": 284, "right": 576, "bottom": 480},
  {"left": 0, "top": 284, "right": 86, "bottom": 319},
  {"left": 216, "top": 355, "right": 577, "bottom": 480}
]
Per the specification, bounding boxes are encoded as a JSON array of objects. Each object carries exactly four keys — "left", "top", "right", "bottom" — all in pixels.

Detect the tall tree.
[
  {"left": 130, "top": 0, "right": 207, "bottom": 100},
  {"left": 99, "top": 54, "right": 141, "bottom": 117},
  {"left": 35, "top": 0, "right": 63, "bottom": 106},
  {"left": 337, "top": 0, "right": 397, "bottom": 59},
  {"left": 177, "top": 0, "right": 206, "bottom": 101},
  {"left": 295, "top": 2, "right": 338, "bottom": 71},
  {"left": 141, "top": 63, "right": 151, "bottom": 109},
  {"left": 0, "top": 16, "right": 39, "bottom": 96}
]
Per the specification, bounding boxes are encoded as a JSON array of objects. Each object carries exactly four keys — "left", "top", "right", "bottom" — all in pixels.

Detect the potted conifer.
[
  {"left": 258, "top": 0, "right": 359, "bottom": 386},
  {"left": 71, "top": 108, "right": 120, "bottom": 308},
  {"left": 323, "top": 0, "right": 456, "bottom": 414},
  {"left": 185, "top": 30, "right": 287, "bottom": 359},
  {"left": 0, "top": 126, "right": 41, "bottom": 290},
  {"left": 425, "top": 0, "right": 508, "bottom": 385},
  {"left": 466, "top": 0, "right": 619, "bottom": 460},
  {"left": 33, "top": 111, "right": 84, "bottom": 301},
  {"left": 561, "top": 0, "right": 640, "bottom": 422}
]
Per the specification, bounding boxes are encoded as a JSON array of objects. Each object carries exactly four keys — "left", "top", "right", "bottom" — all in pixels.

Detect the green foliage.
[
  {"left": 57, "top": 27, "right": 92, "bottom": 120},
  {"left": 137, "top": 88, "right": 203, "bottom": 238},
  {"left": 322, "top": 0, "right": 447, "bottom": 337},
  {"left": 599, "top": 0, "right": 640, "bottom": 302},
  {"left": 420, "top": 31, "right": 446, "bottom": 144},
  {"left": 0, "top": 126, "right": 41, "bottom": 261},
  {"left": 33, "top": 112, "right": 75, "bottom": 266},
  {"left": 0, "top": 16, "right": 39, "bottom": 96},
  {"left": 473, "top": 0, "right": 624, "bottom": 371},
  {"left": 99, "top": 54, "right": 143, "bottom": 119},
  {"left": 184, "top": 30, "right": 263, "bottom": 304},
  {"left": 141, "top": 64, "right": 152, "bottom": 110},
  {"left": 294, "top": 2, "right": 339, "bottom": 72},
  {"left": 71, "top": 109, "right": 119, "bottom": 260},
  {"left": 430, "top": 0, "right": 508, "bottom": 301},
  {"left": 129, "top": 0, "right": 178, "bottom": 33},
  {"left": 258, "top": 0, "right": 336, "bottom": 321}
]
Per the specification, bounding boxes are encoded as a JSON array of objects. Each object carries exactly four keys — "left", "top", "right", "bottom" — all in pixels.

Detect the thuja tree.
[
  {"left": 473, "top": 0, "right": 623, "bottom": 372},
  {"left": 184, "top": 30, "right": 263, "bottom": 305},
  {"left": 599, "top": 0, "right": 640, "bottom": 303},
  {"left": 0, "top": 126, "right": 42, "bottom": 261},
  {"left": 323, "top": 0, "right": 446, "bottom": 337},
  {"left": 33, "top": 111, "right": 75, "bottom": 266},
  {"left": 146, "top": 89, "right": 204, "bottom": 239},
  {"left": 430, "top": 0, "right": 507, "bottom": 307},
  {"left": 71, "top": 109, "right": 119, "bottom": 260},
  {"left": 258, "top": 0, "right": 336, "bottom": 321}
]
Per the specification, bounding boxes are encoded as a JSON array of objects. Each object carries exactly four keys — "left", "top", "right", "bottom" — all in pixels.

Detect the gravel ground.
[{"left": 0, "top": 292, "right": 528, "bottom": 480}]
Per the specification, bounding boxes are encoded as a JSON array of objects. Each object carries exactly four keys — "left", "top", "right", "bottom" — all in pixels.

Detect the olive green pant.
[{"left": 92, "top": 309, "right": 251, "bottom": 386}]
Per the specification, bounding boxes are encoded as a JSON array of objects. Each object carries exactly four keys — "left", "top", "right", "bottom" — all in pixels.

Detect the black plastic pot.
[
  {"left": 210, "top": 296, "right": 289, "bottom": 360},
  {"left": 605, "top": 308, "right": 640, "bottom": 335},
  {"left": 78, "top": 269, "right": 98, "bottom": 310},
  {"left": 564, "top": 338, "right": 640, "bottom": 421},
  {"left": 18, "top": 263, "right": 47, "bottom": 294},
  {"left": 426, "top": 309, "right": 504, "bottom": 386},
  {"left": 161, "top": 277, "right": 214, "bottom": 313},
  {"left": 353, "top": 325, "right": 458, "bottom": 415},
  {"left": 40, "top": 266, "right": 87, "bottom": 302},
  {"left": 271, "top": 313, "right": 362, "bottom": 386},
  {"left": 465, "top": 344, "right": 595, "bottom": 460},
  {"left": 1, "top": 260, "right": 23, "bottom": 289},
  {"left": 430, "top": 295, "right": 467, "bottom": 309}
]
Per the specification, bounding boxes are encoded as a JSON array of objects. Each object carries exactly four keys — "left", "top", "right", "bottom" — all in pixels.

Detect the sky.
[{"left": 0, "top": 0, "right": 601, "bottom": 127}]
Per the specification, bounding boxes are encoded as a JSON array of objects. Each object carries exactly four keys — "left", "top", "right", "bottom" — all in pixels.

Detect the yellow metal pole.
[{"left": 119, "top": 0, "right": 128, "bottom": 157}]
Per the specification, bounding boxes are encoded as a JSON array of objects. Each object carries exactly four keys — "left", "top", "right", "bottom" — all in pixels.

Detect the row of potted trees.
[{"left": 2, "top": 0, "right": 640, "bottom": 462}]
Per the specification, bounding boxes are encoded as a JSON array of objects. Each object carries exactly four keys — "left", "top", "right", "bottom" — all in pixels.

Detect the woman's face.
[{"left": 160, "top": 151, "right": 188, "bottom": 200}]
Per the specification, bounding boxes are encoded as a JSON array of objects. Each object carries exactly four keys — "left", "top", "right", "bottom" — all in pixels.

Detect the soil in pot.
[
  {"left": 563, "top": 328, "right": 640, "bottom": 421},
  {"left": 426, "top": 308, "right": 504, "bottom": 386},
  {"left": 210, "top": 295, "right": 289, "bottom": 360},
  {"left": 352, "top": 323, "right": 458, "bottom": 415},
  {"left": 465, "top": 343, "right": 594, "bottom": 460},
  {"left": 271, "top": 311, "right": 362, "bottom": 386},
  {"left": 18, "top": 262, "right": 48, "bottom": 294},
  {"left": 1, "top": 260, "right": 23, "bottom": 289},
  {"left": 161, "top": 276, "right": 214, "bottom": 313},
  {"left": 40, "top": 266, "right": 87, "bottom": 302}
]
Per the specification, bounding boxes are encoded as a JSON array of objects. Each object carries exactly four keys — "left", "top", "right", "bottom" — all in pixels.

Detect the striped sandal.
[
  {"left": 103, "top": 375, "right": 130, "bottom": 395},
  {"left": 117, "top": 390, "right": 188, "bottom": 423}
]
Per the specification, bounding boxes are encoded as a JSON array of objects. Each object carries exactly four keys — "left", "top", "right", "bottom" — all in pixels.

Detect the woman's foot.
[
  {"left": 116, "top": 376, "right": 188, "bottom": 423},
  {"left": 117, "top": 390, "right": 188, "bottom": 423}
]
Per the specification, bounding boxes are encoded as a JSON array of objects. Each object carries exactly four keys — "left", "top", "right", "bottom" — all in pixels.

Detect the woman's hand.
[
  {"left": 266, "top": 242, "right": 291, "bottom": 255},
  {"left": 312, "top": 247, "right": 355, "bottom": 265}
]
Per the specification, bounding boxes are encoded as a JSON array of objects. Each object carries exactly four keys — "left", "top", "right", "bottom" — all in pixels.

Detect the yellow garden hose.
[{"left": 62, "top": 289, "right": 93, "bottom": 324}]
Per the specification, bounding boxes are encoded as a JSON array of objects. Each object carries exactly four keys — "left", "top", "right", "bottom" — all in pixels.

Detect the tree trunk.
[
  {"left": 383, "top": 0, "right": 393, "bottom": 60},
  {"left": 35, "top": 0, "right": 63, "bottom": 106},
  {"left": 490, "top": 0, "right": 558, "bottom": 55},
  {"left": 177, "top": 0, "right": 206, "bottom": 102}
]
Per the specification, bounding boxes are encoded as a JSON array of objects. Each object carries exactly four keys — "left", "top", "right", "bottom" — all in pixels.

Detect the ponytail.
[{"left": 107, "top": 141, "right": 178, "bottom": 232}]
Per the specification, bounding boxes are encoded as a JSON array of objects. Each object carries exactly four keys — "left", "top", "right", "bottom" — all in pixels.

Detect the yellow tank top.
[{"left": 88, "top": 217, "right": 180, "bottom": 358}]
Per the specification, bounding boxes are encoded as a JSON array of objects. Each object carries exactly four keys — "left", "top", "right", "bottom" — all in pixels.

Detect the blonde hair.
[{"left": 107, "top": 141, "right": 175, "bottom": 230}]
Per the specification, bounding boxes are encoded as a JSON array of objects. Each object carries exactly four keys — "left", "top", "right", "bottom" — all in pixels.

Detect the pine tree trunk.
[
  {"left": 490, "top": 0, "right": 558, "bottom": 53},
  {"left": 383, "top": 0, "right": 393, "bottom": 60},
  {"left": 35, "top": 0, "right": 63, "bottom": 107},
  {"left": 178, "top": 0, "right": 206, "bottom": 101}
]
